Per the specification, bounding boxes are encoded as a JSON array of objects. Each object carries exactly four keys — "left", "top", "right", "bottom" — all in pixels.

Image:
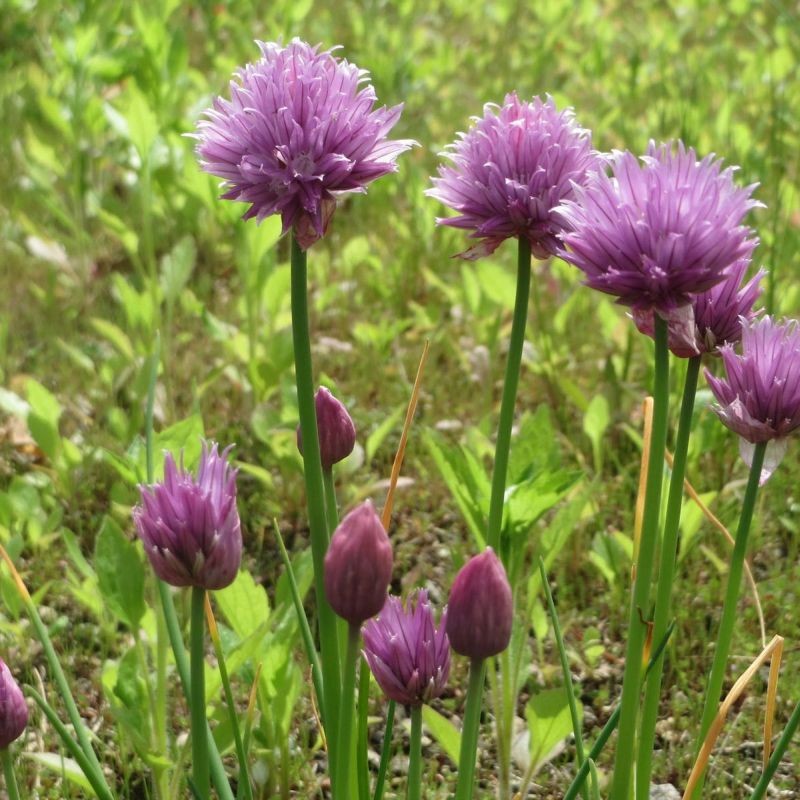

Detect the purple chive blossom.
[
  {"left": 133, "top": 442, "right": 242, "bottom": 590},
  {"left": 362, "top": 590, "right": 450, "bottom": 707},
  {"left": 706, "top": 316, "right": 800, "bottom": 481},
  {"left": 632, "top": 260, "right": 766, "bottom": 357},
  {"left": 194, "top": 38, "right": 415, "bottom": 249},
  {"left": 427, "top": 94, "right": 601, "bottom": 260},
  {"left": 0, "top": 658, "right": 28, "bottom": 749},
  {"left": 557, "top": 142, "right": 761, "bottom": 333}
]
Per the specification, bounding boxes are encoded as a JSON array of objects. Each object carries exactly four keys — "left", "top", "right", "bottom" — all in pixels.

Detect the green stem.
[
  {"left": 336, "top": 624, "right": 361, "bottom": 799},
  {"left": 486, "top": 236, "right": 531, "bottom": 553},
  {"left": 191, "top": 587, "right": 209, "bottom": 800},
  {"left": 539, "top": 558, "right": 589, "bottom": 800},
  {"left": 408, "top": 705, "right": 423, "bottom": 800},
  {"left": 454, "top": 658, "right": 487, "bottom": 800},
  {"left": 1, "top": 748, "right": 21, "bottom": 800},
  {"left": 749, "top": 699, "right": 800, "bottom": 800},
  {"left": 291, "top": 235, "right": 342, "bottom": 745},
  {"left": 323, "top": 468, "right": 340, "bottom": 535},
  {"left": 357, "top": 660, "right": 370, "bottom": 800},
  {"left": 372, "top": 700, "right": 395, "bottom": 800},
  {"left": 154, "top": 600, "right": 169, "bottom": 790},
  {"left": 610, "top": 314, "right": 670, "bottom": 800},
  {"left": 691, "top": 440, "right": 767, "bottom": 799},
  {"left": 133, "top": 629, "right": 166, "bottom": 800},
  {"left": 637, "top": 355, "right": 700, "bottom": 796}
]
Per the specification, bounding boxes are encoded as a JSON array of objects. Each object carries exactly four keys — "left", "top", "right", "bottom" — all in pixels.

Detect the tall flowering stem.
[
  {"left": 190, "top": 587, "right": 209, "bottom": 800},
  {"left": 487, "top": 236, "right": 531, "bottom": 553},
  {"left": 454, "top": 659, "right": 488, "bottom": 800},
  {"left": 408, "top": 705, "right": 423, "bottom": 800},
  {"left": 0, "top": 749, "right": 21, "bottom": 800},
  {"left": 291, "top": 235, "right": 342, "bottom": 740},
  {"left": 610, "top": 315, "right": 670, "bottom": 800},
  {"left": 691, "top": 440, "right": 766, "bottom": 798},
  {"left": 637, "top": 354, "right": 701, "bottom": 795},
  {"left": 335, "top": 624, "right": 361, "bottom": 799}
]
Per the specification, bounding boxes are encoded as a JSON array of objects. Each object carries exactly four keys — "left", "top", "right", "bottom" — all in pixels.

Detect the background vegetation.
[{"left": 1, "top": 0, "right": 799, "bottom": 796}]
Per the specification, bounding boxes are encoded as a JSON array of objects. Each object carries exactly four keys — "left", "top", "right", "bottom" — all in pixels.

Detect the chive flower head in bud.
[
  {"left": 428, "top": 93, "right": 600, "bottom": 260},
  {"left": 706, "top": 315, "right": 800, "bottom": 480},
  {"left": 134, "top": 442, "right": 242, "bottom": 590},
  {"left": 194, "top": 38, "right": 415, "bottom": 249},
  {"left": 324, "top": 500, "right": 393, "bottom": 626},
  {"left": 362, "top": 589, "right": 450, "bottom": 706},
  {"left": 446, "top": 548, "right": 512, "bottom": 660},
  {"left": 632, "top": 260, "right": 766, "bottom": 357},
  {"left": 296, "top": 387, "right": 356, "bottom": 469},
  {"left": 0, "top": 658, "right": 28, "bottom": 749},
  {"left": 557, "top": 142, "right": 760, "bottom": 331}
]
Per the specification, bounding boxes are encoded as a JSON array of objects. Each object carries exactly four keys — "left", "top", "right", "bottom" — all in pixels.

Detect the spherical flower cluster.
[
  {"left": 632, "top": 261, "right": 766, "bottom": 357},
  {"left": 0, "top": 658, "right": 28, "bottom": 749},
  {"left": 427, "top": 94, "right": 601, "bottom": 260},
  {"left": 362, "top": 590, "right": 450, "bottom": 706},
  {"left": 557, "top": 142, "right": 760, "bottom": 318},
  {"left": 195, "top": 39, "right": 415, "bottom": 249},
  {"left": 134, "top": 442, "right": 242, "bottom": 590},
  {"left": 706, "top": 316, "right": 800, "bottom": 479}
]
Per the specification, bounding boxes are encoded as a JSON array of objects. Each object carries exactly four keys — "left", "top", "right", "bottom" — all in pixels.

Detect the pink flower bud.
[
  {"left": 446, "top": 548, "right": 513, "bottom": 660},
  {"left": 0, "top": 658, "right": 28, "bottom": 749},
  {"left": 324, "top": 500, "right": 393, "bottom": 625},
  {"left": 297, "top": 387, "right": 357, "bottom": 470}
]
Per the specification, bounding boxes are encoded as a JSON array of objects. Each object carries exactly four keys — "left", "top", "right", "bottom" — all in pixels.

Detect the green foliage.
[{"left": 526, "top": 686, "right": 584, "bottom": 776}]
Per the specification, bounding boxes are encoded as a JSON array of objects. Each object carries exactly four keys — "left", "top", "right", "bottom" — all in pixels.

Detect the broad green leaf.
[
  {"left": 94, "top": 516, "right": 146, "bottom": 628},
  {"left": 25, "top": 379, "right": 62, "bottom": 460},
  {"left": 422, "top": 705, "right": 461, "bottom": 765},
  {"left": 215, "top": 570, "right": 270, "bottom": 640},
  {"left": 583, "top": 395, "right": 610, "bottom": 472},
  {"left": 365, "top": 404, "right": 405, "bottom": 463},
  {"left": 23, "top": 753, "right": 97, "bottom": 794},
  {"left": 160, "top": 236, "right": 196, "bottom": 306},
  {"left": 527, "top": 686, "right": 583, "bottom": 774},
  {"left": 89, "top": 317, "right": 135, "bottom": 361}
]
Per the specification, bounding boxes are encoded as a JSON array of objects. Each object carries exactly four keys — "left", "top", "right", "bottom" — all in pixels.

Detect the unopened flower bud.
[
  {"left": 446, "top": 548, "right": 512, "bottom": 660},
  {"left": 297, "top": 387, "right": 357, "bottom": 470},
  {"left": 324, "top": 500, "right": 393, "bottom": 625},
  {"left": 0, "top": 658, "right": 28, "bottom": 748}
]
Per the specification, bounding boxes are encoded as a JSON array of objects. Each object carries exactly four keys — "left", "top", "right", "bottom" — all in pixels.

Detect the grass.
[{"left": 2, "top": 0, "right": 800, "bottom": 796}]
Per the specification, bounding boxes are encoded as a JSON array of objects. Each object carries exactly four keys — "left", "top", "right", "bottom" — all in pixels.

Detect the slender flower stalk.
[
  {"left": 336, "top": 624, "right": 362, "bottom": 799},
  {"left": 408, "top": 705, "right": 423, "bottom": 800},
  {"left": 373, "top": 700, "right": 396, "bottom": 800},
  {"left": 636, "top": 355, "right": 700, "bottom": 795},
  {"left": 0, "top": 748, "right": 21, "bottom": 800},
  {"left": 190, "top": 587, "right": 210, "bottom": 800},
  {"left": 610, "top": 315, "right": 670, "bottom": 800},
  {"left": 454, "top": 659, "right": 487, "bottom": 800}
]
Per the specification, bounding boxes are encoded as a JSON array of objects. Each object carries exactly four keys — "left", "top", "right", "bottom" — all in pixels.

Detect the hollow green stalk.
[
  {"left": 323, "top": 469, "right": 339, "bottom": 536},
  {"left": 0, "top": 749, "right": 20, "bottom": 800},
  {"left": 691, "top": 440, "right": 767, "bottom": 799},
  {"left": 454, "top": 658, "right": 487, "bottom": 800},
  {"left": 336, "top": 624, "right": 361, "bottom": 799},
  {"left": 486, "top": 236, "right": 531, "bottom": 553},
  {"left": 373, "top": 700, "right": 395, "bottom": 800},
  {"left": 291, "top": 235, "right": 342, "bottom": 745},
  {"left": 564, "top": 623, "right": 675, "bottom": 800},
  {"left": 357, "top": 661, "right": 370, "bottom": 800},
  {"left": 539, "top": 558, "right": 589, "bottom": 800},
  {"left": 190, "top": 587, "right": 209, "bottom": 800},
  {"left": 637, "top": 355, "right": 700, "bottom": 796},
  {"left": 610, "top": 314, "right": 670, "bottom": 800},
  {"left": 749, "top": 698, "right": 800, "bottom": 800},
  {"left": 408, "top": 705, "right": 423, "bottom": 800}
]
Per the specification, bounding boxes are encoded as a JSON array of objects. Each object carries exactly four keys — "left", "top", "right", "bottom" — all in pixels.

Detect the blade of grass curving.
[
  {"left": 763, "top": 635, "right": 782, "bottom": 770},
  {"left": 0, "top": 546, "right": 109, "bottom": 789},
  {"left": 749, "top": 698, "right": 800, "bottom": 800},
  {"left": 204, "top": 595, "right": 253, "bottom": 800},
  {"left": 538, "top": 557, "right": 589, "bottom": 800},
  {"left": 273, "top": 520, "right": 324, "bottom": 721},
  {"left": 372, "top": 700, "right": 395, "bottom": 800},
  {"left": 26, "top": 686, "right": 115, "bottom": 800}
]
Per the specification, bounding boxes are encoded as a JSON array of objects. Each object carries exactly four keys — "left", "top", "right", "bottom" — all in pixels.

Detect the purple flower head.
[
  {"left": 362, "top": 589, "right": 450, "bottom": 707},
  {"left": 427, "top": 94, "right": 601, "bottom": 260},
  {"left": 558, "top": 142, "right": 760, "bottom": 321},
  {"left": 324, "top": 500, "right": 393, "bottom": 626},
  {"left": 706, "top": 316, "right": 800, "bottom": 481},
  {"left": 296, "top": 387, "right": 356, "bottom": 469},
  {"left": 632, "top": 261, "right": 766, "bottom": 357},
  {"left": 446, "top": 548, "right": 512, "bottom": 660},
  {"left": 133, "top": 442, "right": 242, "bottom": 590},
  {"left": 194, "top": 39, "right": 415, "bottom": 249},
  {"left": 0, "top": 658, "right": 28, "bottom": 749}
]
